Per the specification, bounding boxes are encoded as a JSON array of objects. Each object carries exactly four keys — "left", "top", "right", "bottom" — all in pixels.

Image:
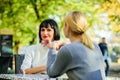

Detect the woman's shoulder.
[
  {"left": 26, "top": 44, "right": 41, "bottom": 51},
  {"left": 22, "top": 44, "right": 42, "bottom": 56},
  {"left": 61, "top": 41, "right": 96, "bottom": 51},
  {"left": 27, "top": 44, "right": 36, "bottom": 49},
  {"left": 60, "top": 42, "right": 75, "bottom": 52},
  {"left": 63, "top": 41, "right": 82, "bottom": 48}
]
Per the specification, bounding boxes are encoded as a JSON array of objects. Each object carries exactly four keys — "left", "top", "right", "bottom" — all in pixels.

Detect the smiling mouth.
[{"left": 43, "top": 36, "right": 48, "bottom": 38}]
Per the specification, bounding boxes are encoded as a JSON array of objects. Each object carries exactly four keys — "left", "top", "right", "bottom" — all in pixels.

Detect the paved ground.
[
  {"left": 106, "top": 62, "right": 120, "bottom": 80},
  {"left": 108, "top": 62, "right": 120, "bottom": 77}
]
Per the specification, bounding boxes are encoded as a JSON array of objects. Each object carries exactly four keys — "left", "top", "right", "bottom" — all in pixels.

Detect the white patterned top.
[{"left": 21, "top": 43, "right": 49, "bottom": 72}]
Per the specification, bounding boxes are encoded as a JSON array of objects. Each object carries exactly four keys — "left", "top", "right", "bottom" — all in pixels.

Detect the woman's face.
[
  {"left": 63, "top": 22, "right": 69, "bottom": 38},
  {"left": 41, "top": 26, "right": 54, "bottom": 41}
]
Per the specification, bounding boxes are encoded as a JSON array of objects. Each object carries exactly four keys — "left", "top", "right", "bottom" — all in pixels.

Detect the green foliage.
[
  {"left": 0, "top": 0, "right": 119, "bottom": 53},
  {"left": 99, "top": 0, "right": 120, "bottom": 33},
  {"left": 113, "top": 46, "right": 120, "bottom": 55}
]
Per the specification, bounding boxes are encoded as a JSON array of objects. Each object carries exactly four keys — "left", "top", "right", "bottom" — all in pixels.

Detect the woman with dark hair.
[
  {"left": 39, "top": 19, "right": 60, "bottom": 42},
  {"left": 20, "top": 19, "right": 60, "bottom": 74}
]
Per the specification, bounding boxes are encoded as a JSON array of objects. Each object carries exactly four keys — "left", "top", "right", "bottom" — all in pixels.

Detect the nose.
[{"left": 43, "top": 30, "right": 48, "bottom": 35}]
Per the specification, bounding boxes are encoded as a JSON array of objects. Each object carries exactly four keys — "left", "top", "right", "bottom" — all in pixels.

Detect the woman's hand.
[
  {"left": 42, "top": 39, "right": 70, "bottom": 50},
  {"left": 41, "top": 39, "right": 60, "bottom": 50},
  {"left": 57, "top": 40, "right": 70, "bottom": 50},
  {"left": 41, "top": 38, "right": 51, "bottom": 48}
]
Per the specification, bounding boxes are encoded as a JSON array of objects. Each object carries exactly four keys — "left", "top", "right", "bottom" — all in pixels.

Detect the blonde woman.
[{"left": 45, "top": 11, "right": 105, "bottom": 80}]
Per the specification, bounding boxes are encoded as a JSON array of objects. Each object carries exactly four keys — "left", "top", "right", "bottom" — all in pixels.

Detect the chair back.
[
  {"left": 14, "top": 54, "right": 25, "bottom": 74},
  {"left": 0, "top": 56, "right": 12, "bottom": 74}
]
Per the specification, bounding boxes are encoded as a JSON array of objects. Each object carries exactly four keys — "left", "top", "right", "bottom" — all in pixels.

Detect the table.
[{"left": 0, "top": 74, "right": 68, "bottom": 80}]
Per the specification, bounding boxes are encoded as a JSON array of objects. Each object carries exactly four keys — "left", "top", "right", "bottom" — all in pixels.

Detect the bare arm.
[
  {"left": 25, "top": 65, "right": 46, "bottom": 74},
  {"left": 20, "top": 65, "right": 46, "bottom": 74}
]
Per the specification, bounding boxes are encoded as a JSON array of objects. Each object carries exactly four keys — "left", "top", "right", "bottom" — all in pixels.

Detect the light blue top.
[{"left": 47, "top": 41, "right": 106, "bottom": 80}]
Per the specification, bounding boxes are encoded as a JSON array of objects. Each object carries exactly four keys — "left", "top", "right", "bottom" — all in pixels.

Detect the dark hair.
[
  {"left": 102, "top": 37, "right": 105, "bottom": 39},
  {"left": 39, "top": 19, "right": 60, "bottom": 42}
]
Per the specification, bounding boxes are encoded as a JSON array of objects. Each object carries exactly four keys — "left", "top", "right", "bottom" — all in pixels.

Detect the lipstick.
[{"left": 43, "top": 36, "right": 48, "bottom": 39}]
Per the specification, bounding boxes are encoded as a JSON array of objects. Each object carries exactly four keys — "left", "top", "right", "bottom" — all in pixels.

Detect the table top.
[{"left": 0, "top": 74, "right": 68, "bottom": 80}]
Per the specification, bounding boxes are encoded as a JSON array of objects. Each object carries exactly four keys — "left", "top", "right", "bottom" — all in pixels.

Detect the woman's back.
[{"left": 61, "top": 41, "right": 105, "bottom": 80}]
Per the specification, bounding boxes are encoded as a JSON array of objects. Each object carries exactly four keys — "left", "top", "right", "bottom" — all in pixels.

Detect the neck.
[{"left": 69, "top": 35, "right": 80, "bottom": 42}]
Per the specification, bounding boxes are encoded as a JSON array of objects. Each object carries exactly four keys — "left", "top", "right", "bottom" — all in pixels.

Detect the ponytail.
[{"left": 80, "top": 33, "right": 94, "bottom": 50}]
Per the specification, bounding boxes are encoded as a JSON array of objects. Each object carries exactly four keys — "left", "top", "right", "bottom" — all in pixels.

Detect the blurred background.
[{"left": 0, "top": 0, "right": 120, "bottom": 78}]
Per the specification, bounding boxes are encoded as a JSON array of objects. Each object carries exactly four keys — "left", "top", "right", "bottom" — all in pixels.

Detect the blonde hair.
[{"left": 64, "top": 11, "right": 94, "bottom": 50}]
